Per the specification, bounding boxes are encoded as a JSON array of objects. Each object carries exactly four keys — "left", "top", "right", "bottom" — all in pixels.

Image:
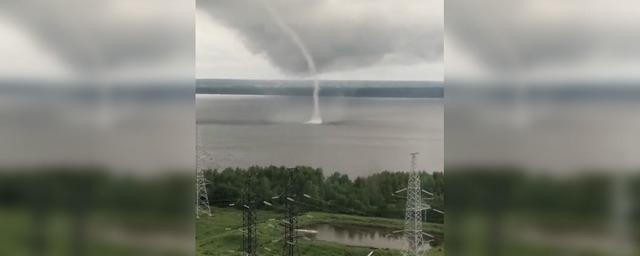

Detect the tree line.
[{"left": 203, "top": 166, "right": 444, "bottom": 223}]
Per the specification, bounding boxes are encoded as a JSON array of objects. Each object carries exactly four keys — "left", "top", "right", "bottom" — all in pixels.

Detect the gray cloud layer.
[
  {"left": 447, "top": 0, "right": 640, "bottom": 73},
  {"left": 198, "top": 0, "right": 442, "bottom": 75},
  {"left": 1, "top": 0, "right": 192, "bottom": 74}
]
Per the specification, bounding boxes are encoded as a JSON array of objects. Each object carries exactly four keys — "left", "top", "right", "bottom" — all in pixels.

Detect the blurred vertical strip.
[
  {"left": 446, "top": 0, "right": 640, "bottom": 256},
  {"left": 0, "top": 1, "right": 195, "bottom": 255}
]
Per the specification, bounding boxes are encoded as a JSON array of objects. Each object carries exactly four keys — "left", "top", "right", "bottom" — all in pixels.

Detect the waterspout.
[{"left": 261, "top": 0, "right": 322, "bottom": 124}]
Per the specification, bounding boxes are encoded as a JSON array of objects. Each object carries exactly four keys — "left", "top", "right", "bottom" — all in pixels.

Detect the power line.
[{"left": 209, "top": 165, "right": 443, "bottom": 255}]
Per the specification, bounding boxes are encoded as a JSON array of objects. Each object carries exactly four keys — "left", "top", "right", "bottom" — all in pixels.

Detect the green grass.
[
  {"left": 450, "top": 214, "right": 640, "bottom": 256},
  {"left": 197, "top": 207, "right": 444, "bottom": 256},
  {"left": 0, "top": 208, "right": 189, "bottom": 256},
  {"left": 1, "top": 207, "right": 444, "bottom": 256}
]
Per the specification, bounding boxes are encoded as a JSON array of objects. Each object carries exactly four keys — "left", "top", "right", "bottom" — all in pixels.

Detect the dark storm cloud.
[
  {"left": 447, "top": 0, "right": 640, "bottom": 72},
  {"left": 198, "top": 0, "right": 442, "bottom": 75},
  {"left": 1, "top": 0, "right": 191, "bottom": 72}
]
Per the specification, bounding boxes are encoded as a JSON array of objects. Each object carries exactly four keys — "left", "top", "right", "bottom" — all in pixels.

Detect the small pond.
[{"left": 303, "top": 224, "right": 429, "bottom": 250}]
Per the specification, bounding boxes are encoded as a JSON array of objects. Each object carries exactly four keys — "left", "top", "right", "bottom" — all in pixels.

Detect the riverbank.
[{"left": 196, "top": 207, "right": 444, "bottom": 256}]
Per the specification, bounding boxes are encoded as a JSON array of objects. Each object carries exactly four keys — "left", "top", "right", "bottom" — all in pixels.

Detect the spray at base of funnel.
[
  {"left": 261, "top": 0, "right": 322, "bottom": 125},
  {"left": 306, "top": 115, "right": 322, "bottom": 124},
  {"left": 305, "top": 117, "right": 322, "bottom": 124}
]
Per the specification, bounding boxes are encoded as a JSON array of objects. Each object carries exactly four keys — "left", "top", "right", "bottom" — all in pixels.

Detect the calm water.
[
  {"left": 196, "top": 94, "right": 443, "bottom": 176},
  {"left": 304, "top": 224, "right": 411, "bottom": 250}
]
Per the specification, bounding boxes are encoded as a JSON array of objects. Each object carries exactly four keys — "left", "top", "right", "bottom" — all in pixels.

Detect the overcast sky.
[
  {"left": 0, "top": 0, "right": 192, "bottom": 82},
  {"left": 446, "top": 0, "right": 640, "bottom": 82},
  {"left": 2, "top": 0, "right": 637, "bottom": 83},
  {"left": 196, "top": 0, "right": 444, "bottom": 81}
]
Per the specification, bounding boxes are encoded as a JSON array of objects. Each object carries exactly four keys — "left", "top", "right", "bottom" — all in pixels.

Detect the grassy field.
[
  {"left": 0, "top": 208, "right": 189, "bottom": 256},
  {"left": 197, "top": 207, "right": 444, "bottom": 256}
]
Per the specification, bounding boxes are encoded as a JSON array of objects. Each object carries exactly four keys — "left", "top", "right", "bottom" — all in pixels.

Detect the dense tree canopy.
[{"left": 203, "top": 166, "right": 445, "bottom": 223}]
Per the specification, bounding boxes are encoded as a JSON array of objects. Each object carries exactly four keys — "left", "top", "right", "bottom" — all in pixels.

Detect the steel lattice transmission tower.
[
  {"left": 282, "top": 170, "right": 299, "bottom": 256},
  {"left": 196, "top": 169, "right": 212, "bottom": 218},
  {"left": 242, "top": 175, "right": 258, "bottom": 256},
  {"left": 404, "top": 152, "right": 426, "bottom": 256},
  {"left": 196, "top": 127, "right": 212, "bottom": 219}
]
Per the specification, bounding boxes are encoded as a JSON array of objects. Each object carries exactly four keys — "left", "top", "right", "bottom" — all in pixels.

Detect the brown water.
[{"left": 304, "top": 224, "right": 414, "bottom": 250}]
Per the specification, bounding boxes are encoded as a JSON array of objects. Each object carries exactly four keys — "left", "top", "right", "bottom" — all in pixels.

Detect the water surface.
[
  {"left": 196, "top": 94, "right": 443, "bottom": 176},
  {"left": 305, "top": 224, "right": 410, "bottom": 250}
]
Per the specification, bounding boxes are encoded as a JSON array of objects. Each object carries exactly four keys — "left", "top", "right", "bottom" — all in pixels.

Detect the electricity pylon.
[
  {"left": 196, "top": 169, "right": 212, "bottom": 219},
  {"left": 260, "top": 170, "right": 307, "bottom": 256},
  {"left": 282, "top": 170, "right": 299, "bottom": 256},
  {"left": 242, "top": 175, "right": 258, "bottom": 256},
  {"left": 404, "top": 152, "right": 426, "bottom": 256},
  {"left": 394, "top": 152, "right": 444, "bottom": 256},
  {"left": 196, "top": 127, "right": 212, "bottom": 219}
]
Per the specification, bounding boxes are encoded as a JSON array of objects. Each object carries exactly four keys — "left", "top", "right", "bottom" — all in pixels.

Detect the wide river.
[{"left": 196, "top": 94, "right": 443, "bottom": 177}]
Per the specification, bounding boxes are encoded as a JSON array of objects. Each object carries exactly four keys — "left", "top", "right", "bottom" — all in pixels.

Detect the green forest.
[{"left": 202, "top": 166, "right": 444, "bottom": 223}]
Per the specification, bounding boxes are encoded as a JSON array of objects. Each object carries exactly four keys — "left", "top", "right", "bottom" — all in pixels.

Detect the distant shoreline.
[{"left": 196, "top": 78, "right": 444, "bottom": 98}]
